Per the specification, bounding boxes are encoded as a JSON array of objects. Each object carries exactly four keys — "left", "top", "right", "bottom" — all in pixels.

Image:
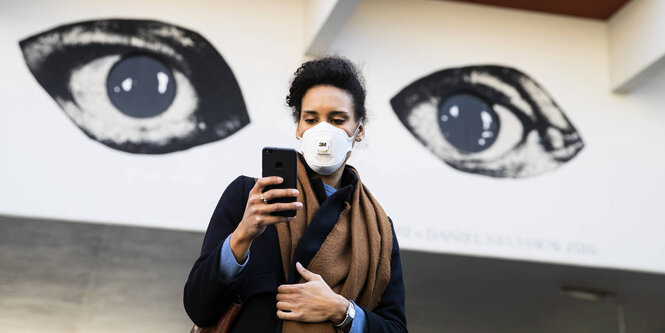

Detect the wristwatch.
[{"left": 334, "top": 300, "right": 356, "bottom": 329}]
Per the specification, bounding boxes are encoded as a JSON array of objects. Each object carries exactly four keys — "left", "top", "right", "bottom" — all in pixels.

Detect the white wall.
[
  {"left": 608, "top": 0, "right": 665, "bottom": 92},
  {"left": 326, "top": 0, "right": 665, "bottom": 273},
  {"left": 1, "top": 0, "right": 664, "bottom": 274},
  {"left": 0, "top": 0, "right": 306, "bottom": 229}
]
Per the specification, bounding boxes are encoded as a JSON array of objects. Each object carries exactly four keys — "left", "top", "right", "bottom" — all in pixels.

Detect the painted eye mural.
[
  {"left": 390, "top": 66, "right": 584, "bottom": 178},
  {"left": 19, "top": 19, "right": 249, "bottom": 154}
]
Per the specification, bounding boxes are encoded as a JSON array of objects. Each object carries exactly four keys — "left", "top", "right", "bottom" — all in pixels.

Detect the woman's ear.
[{"left": 355, "top": 122, "right": 365, "bottom": 142}]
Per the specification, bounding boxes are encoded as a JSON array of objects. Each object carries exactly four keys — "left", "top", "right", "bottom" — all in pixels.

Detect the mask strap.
[{"left": 350, "top": 121, "right": 362, "bottom": 140}]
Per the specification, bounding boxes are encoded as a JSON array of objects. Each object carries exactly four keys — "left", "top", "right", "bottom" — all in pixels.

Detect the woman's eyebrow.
[
  {"left": 303, "top": 110, "right": 349, "bottom": 116},
  {"left": 328, "top": 110, "right": 350, "bottom": 116}
]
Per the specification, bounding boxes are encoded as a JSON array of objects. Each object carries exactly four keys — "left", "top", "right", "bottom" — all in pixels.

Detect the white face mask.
[{"left": 298, "top": 121, "right": 361, "bottom": 175}]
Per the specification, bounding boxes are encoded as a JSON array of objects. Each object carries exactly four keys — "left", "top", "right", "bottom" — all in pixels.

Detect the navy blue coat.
[{"left": 183, "top": 166, "right": 407, "bottom": 332}]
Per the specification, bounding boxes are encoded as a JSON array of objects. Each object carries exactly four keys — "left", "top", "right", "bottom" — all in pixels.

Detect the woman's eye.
[
  {"left": 304, "top": 119, "right": 317, "bottom": 124},
  {"left": 331, "top": 119, "right": 345, "bottom": 125},
  {"left": 19, "top": 19, "right": 249, "bottom": 154},
  {"left": 390, "top": 65, "right": 584, "bottom": 178}
]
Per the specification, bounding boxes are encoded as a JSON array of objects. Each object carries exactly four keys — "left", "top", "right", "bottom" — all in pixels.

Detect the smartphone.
[{"left": 262, "top": 147, "right": 298, "bottom": 217}]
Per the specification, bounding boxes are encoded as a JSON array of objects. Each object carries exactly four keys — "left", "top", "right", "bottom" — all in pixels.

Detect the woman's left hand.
[{"left": 276, "top": 262, "right": 349, "bottom": 324}]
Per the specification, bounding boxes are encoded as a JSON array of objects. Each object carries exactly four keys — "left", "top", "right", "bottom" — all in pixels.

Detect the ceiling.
[
  {"left": 402, "top": 250, "right": 665, "bottom": 332},
  {"left": 444, "top": 0, "right": 632, "bottom": 20}
]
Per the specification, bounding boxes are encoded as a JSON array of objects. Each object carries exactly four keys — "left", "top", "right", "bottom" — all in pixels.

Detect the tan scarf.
[{"left": 275, "top": 159, "right": 393, "bottom": 333}]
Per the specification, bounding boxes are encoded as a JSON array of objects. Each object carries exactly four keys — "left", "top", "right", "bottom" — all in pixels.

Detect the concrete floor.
[{"left": 2, "top": 214, "right": 665, "bottom": 332}]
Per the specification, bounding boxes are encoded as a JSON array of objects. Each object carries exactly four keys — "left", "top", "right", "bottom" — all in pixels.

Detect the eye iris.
[
  {"left": 106, "top": 54, "right": 176, "bottom": 118},
  {"left": 438, "top": 93, "right": 499, "bottom": 153}
]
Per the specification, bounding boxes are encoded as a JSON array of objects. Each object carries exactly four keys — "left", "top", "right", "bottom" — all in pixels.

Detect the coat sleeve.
[
  {"left": 360, "top": 220, "right": 408, "bottom": 332},
  {"left": 183, "top": 176, "right": 251, "bottom": 327}
]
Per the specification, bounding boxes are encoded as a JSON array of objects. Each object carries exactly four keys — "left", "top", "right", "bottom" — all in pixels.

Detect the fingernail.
[
  {"left": 277, "top": 177, "right": 283, "bottom": 182},
  {"left": 295, "top": 202, "right": 303, "bottom": 208},
  {"left": 296, "top": 262, "right": 302, "bottom": 268},
  {"left": 292, "top": 189, "right": 299, "bottom": 195}
]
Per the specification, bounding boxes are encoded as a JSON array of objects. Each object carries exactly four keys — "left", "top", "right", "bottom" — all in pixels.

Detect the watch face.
[{"left": 336, "top": 301, "right": 356, "bottom": 328}]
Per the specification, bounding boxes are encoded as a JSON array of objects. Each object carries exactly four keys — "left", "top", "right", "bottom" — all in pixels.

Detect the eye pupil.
[
  {"left": 106, "top": 54, "right": 176, "bottom": 118},
  {"left": 438, "top": 93, "right": 499, "bottom": 153}
]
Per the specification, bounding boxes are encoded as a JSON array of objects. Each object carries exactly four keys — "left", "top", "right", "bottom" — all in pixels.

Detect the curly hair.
[{"left": 286, "top": 56, "right": 367, "bottom": 123}]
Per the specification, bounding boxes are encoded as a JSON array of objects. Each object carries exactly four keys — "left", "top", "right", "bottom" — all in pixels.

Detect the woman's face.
[{"left": 295, "top": 85, "right": 364, "bottom": 143}]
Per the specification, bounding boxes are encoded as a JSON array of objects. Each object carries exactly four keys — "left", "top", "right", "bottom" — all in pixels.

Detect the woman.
[{"left": 184, "top": 56, "right": 407, "bottom": 332}]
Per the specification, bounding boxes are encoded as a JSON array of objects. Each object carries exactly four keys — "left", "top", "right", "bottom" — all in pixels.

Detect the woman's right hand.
[{"left": 229, "top": 176, "right": 302, "bottom": 263}]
